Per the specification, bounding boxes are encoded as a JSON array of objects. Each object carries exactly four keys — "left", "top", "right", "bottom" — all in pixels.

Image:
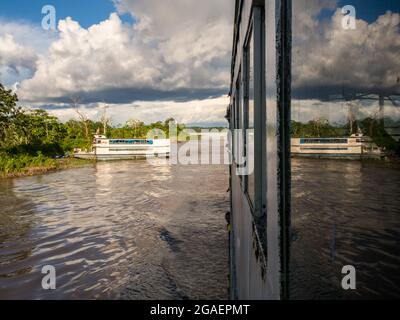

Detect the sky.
[
  {"left": 0, "top": 0, "right": 130, "bottom": 28},
  {"left": 0, "top": 0, "right": 234, "bottom": 126},
  {"left": 0, "top": 0, "right": 399, "bottom": 126},
  {"left": 291, "top": 0, "right": 399, "bottom": 125},
  {"left": 319, "top": 0, "right": 400, "bottom": 22}
]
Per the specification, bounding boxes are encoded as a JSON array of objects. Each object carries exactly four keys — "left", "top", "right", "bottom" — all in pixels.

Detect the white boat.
[
  {"left": 74, "top": 135, "right": 170, "bottom": 160},
  {"left": 291, "top": 133, "right": 385, "bottom": 159}
]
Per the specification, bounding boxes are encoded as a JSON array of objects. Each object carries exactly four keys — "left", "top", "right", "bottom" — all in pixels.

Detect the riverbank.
[{"left": 0, "top": 154, "right": 93, "bottom": 179}]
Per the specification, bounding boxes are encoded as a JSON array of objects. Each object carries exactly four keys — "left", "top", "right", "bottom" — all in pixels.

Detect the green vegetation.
[
  {"left": 3, "top": 79, "right": 398, "bottom": 177},
  {"left": 0, "top": 84, "right": 95, "bottom": 177},
  {"left": 0, "top": 83, "right": 198, "bottom": 177},
  {"left": 291, "top": 118, "right": 345, "bottom": 138},
  {"left": 0, "top": 153, "right": 90, "bottom": 178},
  {"left": 360, "top": 117, "right": 400, "bottom": 155}
]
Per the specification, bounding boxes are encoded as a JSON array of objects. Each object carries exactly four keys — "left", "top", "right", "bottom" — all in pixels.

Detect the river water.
[
  {"left": 1, "top": 155, "right": 399, "bottom": 299},
  {"left": 0, "top": 159, "right": 230, "bottom": 300},
  {"left": 291, "top": 158, "right": 400, "bottom": 299}
]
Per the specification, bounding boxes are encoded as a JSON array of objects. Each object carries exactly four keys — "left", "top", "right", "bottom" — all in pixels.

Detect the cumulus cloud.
[
  {"left": 0, "top": 19, "right": 57, "bottom": 86},
  {"left": 0, "top": 34, "right": 37, "bottom": 74},
  {"left": 11, "top": 0, "right": 398, "bottom": 126},
  {"left": 291, "top": 1, "right": 400, "bottom": 127},
  {"left": 19, "top": 0, "right": 234, "bottom": 104},
  {"left": 293, "top": 3, "right": 400, "bottom": 97},
  {"left": 0, "top": 19, "right": 57, "bottom": 54}
]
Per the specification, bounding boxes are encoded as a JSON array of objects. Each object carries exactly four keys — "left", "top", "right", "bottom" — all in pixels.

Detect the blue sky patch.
[
  {"left": 318, "top": 0, "right": 400, "bottom": 23},
  {"left": 0, "top": 0, "right": 134, "bottom": 28}
]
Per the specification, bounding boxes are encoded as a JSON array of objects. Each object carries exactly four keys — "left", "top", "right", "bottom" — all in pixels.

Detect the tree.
[
  {"left": 0, "top": 83, "right": 19, "bottom": 118},
  {"left": 126, "top": 119, "right": 144, "bottom": 138},
  {"left": 0, "top": 83, "right": 21, "bottom": 145},
  {"left": 99, "top": 105, "right": 111, "bottom": 136},
  {"left": 164, "top": 117, "right": 175, "bottom": 127},
  {"left": 71, "top": 97, "right": 91, "bottom": 146},
  {"left": 291, "top": 118, "right": 341, "bottom": 138},
  {"left": 26, "top": 109, "right": 65, "bottom": 144},
  {"left": 311, "top": 117, "right": 329, "bottom": 137}
]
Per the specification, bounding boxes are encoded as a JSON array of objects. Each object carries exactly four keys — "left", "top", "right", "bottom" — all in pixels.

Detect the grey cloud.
[
  {"left": 292, "top": 3, "right": 400, "bottom": 100},
  {"left": 24, "top": 87, "right": 227, "bottom": 105},
  {"left": 37, "top": 95, "right": 230, "bottom": 126}
]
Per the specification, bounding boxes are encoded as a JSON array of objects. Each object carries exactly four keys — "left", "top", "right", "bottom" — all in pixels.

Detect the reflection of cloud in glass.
[
  {"left": 293, "top": 1, "right": 400, "bottom": 98},
  {"left": 292, "top": 97, "right": 400, "bottom": 124}
]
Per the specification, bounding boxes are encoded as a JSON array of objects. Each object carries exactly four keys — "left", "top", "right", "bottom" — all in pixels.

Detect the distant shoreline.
[
  {"left": 2, "top": 152, "right": 399, "bottom": 180},
  {"left": 0, "top": 157, "right": 93, "bottom": 179}
]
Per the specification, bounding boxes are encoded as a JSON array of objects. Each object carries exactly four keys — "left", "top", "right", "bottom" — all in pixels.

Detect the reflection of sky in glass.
[
  {"left": 318, "top": 0, "right": 400, "bottom": 23},
  {"left": 291, "top": 3, "right": 400, "bottom": 300},
  {"left": 248, "top": 34, "right": 254, "bottom": 129},
  {"left": 292, "top": 0, "right": 400, "bottom": 124},
  {"left": 292, "top": 97, "right": 400, "bottom": 124}
]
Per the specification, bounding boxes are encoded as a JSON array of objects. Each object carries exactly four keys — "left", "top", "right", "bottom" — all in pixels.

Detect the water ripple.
[{"left": 0, "top": 160, "right": 229, "bottom": 300}]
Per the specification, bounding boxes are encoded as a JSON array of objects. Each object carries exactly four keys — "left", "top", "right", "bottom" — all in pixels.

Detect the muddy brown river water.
[
  {"left": 1, "top": 155, "right": 399, "bottom": 299},
  {"left": 0, "top": 159, "right": 230, "bottom": 300}
]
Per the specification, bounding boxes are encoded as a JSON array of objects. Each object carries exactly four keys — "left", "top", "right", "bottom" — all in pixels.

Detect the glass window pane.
[
  {"left": 290, "top": 0, "right": 400, "bottom": 299},
  {"left": 238, "top": 77, "right": 244, "bottom": 169},
  {"left": 234, "top": 84, "right": 243, "bottom": 165},
  {"left": 247, "top": 32, "right": 255, "bottom": 207},
  {"left": 231, "top": 98, "right": 236, "bottom": 162}
]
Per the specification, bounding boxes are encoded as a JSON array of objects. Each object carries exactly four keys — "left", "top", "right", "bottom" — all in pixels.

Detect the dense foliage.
[
  {"left": 0, "top": 84, "right": 187, "bottom": 176},
  {"left": 1, "top": 82, "right": 399, "bottom": 176},
  {"left": 0, "top": 84, "right": 187, "bottom": 158},
  {"left": 291, "top": 118, "right": 345, "bottom": 138}
]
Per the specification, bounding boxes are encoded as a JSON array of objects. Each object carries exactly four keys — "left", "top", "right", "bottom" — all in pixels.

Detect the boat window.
[
  {"left": 235, "top": 90, "right": 240, "bottom": 130},
  {"left": 290, "top": 0, "right": 400, "bottom": 299},
  {"left": 233, "top": 74, "right": 245, "bottom": 168},
  {"left": 231, "top": 98, "right": 236, "bottom": 160},
  {"left": 233, "top": 89, "right": 239, "bottom": 164},
  {"left": 109, "top": 139, "right": 153, "bottom": 145},
  {"left": 245, "top": 28, "right": 255, "bottom": 208},
  {"left": 300, "top": 147, "right": 348, "bottom": 151},
  {"left": 238, "top": 72, "right": 247, "bottom": 182},
  {"left": 300, "top": 138, "right": 348, "bottom": 144},
  {"left": 109, "top": 149, "right": 149, "bottom": 152}
]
